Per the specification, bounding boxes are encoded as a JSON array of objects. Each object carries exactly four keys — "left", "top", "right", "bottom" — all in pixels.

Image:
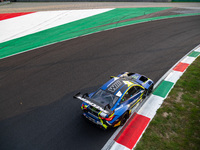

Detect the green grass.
[{"left": 135, "top": 56, "right": 200, "bottom": 150}]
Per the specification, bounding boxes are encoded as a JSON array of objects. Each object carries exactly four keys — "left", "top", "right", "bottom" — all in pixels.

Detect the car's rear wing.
[{"left": 73, "top": 92, "right": 112, "bottom": 114}]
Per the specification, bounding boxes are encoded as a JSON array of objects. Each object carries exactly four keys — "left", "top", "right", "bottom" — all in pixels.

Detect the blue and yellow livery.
[{"left": 73, "top": 72, "right": 154, "bottom": 129}]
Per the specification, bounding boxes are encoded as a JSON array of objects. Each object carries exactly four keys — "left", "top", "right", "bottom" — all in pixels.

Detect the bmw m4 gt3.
[{"left": 73, "top": 72, "right": 154, "bottom": 129}]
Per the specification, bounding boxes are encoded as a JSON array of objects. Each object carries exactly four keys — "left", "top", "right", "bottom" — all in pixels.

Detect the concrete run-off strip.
[
  {"left": 1, "top": 7, "right": 200, "bottom": 59},
  {"left": 0, "top": 9, "right": 113, "bottom": 43},
  {"left": 0, "top": 7, "right": 170, "bottom": 59}
]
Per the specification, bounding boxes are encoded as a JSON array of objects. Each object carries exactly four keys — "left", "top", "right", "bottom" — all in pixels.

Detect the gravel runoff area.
[{"left": 0, "top": 2, "right": 200, "bottom": 13}]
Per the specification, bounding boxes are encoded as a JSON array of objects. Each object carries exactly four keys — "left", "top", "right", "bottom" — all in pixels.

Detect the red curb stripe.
[
  {"left": 173, "top": 62, "right": 189, "bottom": 72},
  {"left": 0, "top": 12, "right": 34, "bottom": 21},
  {"left": 115, "top": 113, "right": 150, "bottom": 149}
]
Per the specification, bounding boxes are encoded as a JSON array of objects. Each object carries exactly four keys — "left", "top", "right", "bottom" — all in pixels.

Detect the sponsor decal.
[
  {"left": 116, "top": 91, "right": 122, "bottom": 97},
  {"left": 77, "top": 96, "right": 109, "bottom": 114},
  {"left": 108, "top": 80, "right": 122, "bottom": 93},
  {"left": 115, "top": 105, "right": 123, "bottom": 111},
  {"left": 132, "top": 74, "right": 139, "bottom": 80}
]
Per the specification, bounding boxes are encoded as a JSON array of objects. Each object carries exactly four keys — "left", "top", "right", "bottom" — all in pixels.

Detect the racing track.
[{"left": 0, "top": 15, "right": 200, "bottom": 150}]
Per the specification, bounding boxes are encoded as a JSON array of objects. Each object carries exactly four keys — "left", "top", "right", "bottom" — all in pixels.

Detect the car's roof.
[{"left": 101, "top": 77, "right": 138, "bottom": 97}]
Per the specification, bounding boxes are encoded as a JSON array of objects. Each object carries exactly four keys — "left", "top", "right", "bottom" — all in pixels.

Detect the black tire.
[
  {"left": 147, "top": 84, "right": 154, "bottom": 96},
  {"left": 142, "top": 90, "right": 147, "bottom": 99},
  {"left": 143, "top": 84, "right": 154, "bottom": 99},
  {"left": 120, "top": 112, "right": 129, "bottom": 126}
]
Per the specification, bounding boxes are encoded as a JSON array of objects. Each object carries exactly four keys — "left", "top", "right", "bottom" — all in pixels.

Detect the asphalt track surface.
[{"left": 0, "top": 15, "right": 200, "bottom": 150}]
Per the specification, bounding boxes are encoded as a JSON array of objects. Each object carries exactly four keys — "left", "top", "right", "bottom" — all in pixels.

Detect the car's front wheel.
[
  {"left": 143, "top": 84, "right": 154, "bottom": 99},
  {"left": 147, "top": 84, "right": 154, "bottom": 96}
]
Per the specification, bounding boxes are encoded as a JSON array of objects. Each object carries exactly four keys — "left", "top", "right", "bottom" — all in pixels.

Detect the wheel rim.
[{"left": 121, "top": 114, "right": 128, "bottom": 126}]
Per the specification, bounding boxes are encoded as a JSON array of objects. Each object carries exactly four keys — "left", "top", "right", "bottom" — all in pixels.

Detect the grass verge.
[{"left": 135, "top": 56, "right": 200, "bottom": 150}]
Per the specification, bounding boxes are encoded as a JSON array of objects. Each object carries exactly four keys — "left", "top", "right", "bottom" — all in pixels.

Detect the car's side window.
[
  {"left": 121, "top": 92, "right": 129, "bottom": 103},
  {"left": 134, "top": 86, "right": 143, "bottom": 93},
  {"left": 121, "top": 86, "right": 137, "bottom": 103}
]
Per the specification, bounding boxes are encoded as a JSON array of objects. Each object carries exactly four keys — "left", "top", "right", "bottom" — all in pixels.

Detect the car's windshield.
[{"left": 92, "top": 89, "right": 119, "bottom": 108}]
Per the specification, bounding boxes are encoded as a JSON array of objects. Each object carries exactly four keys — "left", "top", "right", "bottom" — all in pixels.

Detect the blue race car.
[{"left": 73, "top": 72, "right": 154, "bottom": 129}]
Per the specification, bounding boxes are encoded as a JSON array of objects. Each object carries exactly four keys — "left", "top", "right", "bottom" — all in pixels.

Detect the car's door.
[{"left": 121, "top": 85, "right": 144, "bottom": 107}]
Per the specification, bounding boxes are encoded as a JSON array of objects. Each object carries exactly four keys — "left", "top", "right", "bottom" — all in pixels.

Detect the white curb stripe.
[
  {"left": 195, "top": 47, "right": 200, "bottom": 52},
  {"left": 138, "top": 95, "right": 164, "bottom": 119},
  {"left": 181, "top": 56, "right": 196, "bottom": 64},
  {"left": 110, "top": 142, "right": 130, "bottom": 150},
  {"left": 164, "top": 71, "right": 183, "bottom": 83}
]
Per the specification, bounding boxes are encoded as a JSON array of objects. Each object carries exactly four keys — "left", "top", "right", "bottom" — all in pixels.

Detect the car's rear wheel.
[{"left": 120, "top": 112, "right": 129, "bottom": 126}]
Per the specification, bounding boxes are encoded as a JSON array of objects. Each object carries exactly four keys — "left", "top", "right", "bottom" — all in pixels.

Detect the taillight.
[
  {"left": 100, "top": 113, "right": 115, "bottom": 121},
  {"left": 82, "top": 104, "right": 87, "bottom": 110},
  {"left": 105, "top": 115, "right": 115, "bottom": 121}
]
